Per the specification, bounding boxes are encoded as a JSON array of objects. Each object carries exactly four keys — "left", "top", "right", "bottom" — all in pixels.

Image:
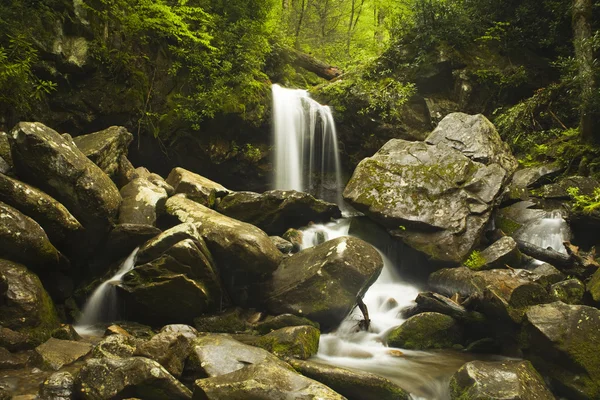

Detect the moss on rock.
[{"left": 386, "top": 312, "right": 463, "bottom": 350}]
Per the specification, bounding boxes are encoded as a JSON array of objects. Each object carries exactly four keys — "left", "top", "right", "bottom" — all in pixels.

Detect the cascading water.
[
  {"left": 515, "top": 209, "right": 571, "bottom": 256},
  {"left": 272, "top": 84, "right": 344, "bottom": 204},
  {"left": 75, "top": 248, "right": 138, "bottom": 335}
]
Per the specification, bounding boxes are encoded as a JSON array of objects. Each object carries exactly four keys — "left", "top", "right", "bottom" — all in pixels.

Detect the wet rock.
[
  {"left": 254, "top": 314, "right": 319, "bottom": 335},
  {"left": 0, "top": 202, "right": 62, "bottom": 270},
  {"left": 264, "top": 236, "right": 383, "bottom": 332},
  {"left": 9, "top": 122, "right": 121, "bottom": 239},
  {"left": 429, "top": 267, "right": 550, "bottom": 323},
  {"left": 216, "top": 190, "right": 341, "bottom": 235},
  {"left": 0, "top": 174, "right": 84, "bottom": 250},
  {"left": 386, "top": 312, "right": 462, "bottom": 350},
  {"left": 523, "top": 302, "right": 600, "bottom": 399},
  {"left": 587, "top": 268, "right": 600, "bottom": 303},
  {"left": 192, "top": 361, "right": 345, "bottom": 400},
  {"left": 160, "top": 324, "right": 199, "bottom": 340},
  {"left": 0, "top": 327, "right": 30, "bottom": 351},
  {"left": 495, "top": 201, "right": 546, "bottom": 235},
  {"left": 165, "top": 195, "right": 282, "bottom": 306},
  {"left": 288, "top": 358, "right": 410, "bottom": 400},
  {"left": 39, "top": 371, "right": 74, "bottom": 400},
  {"left": 92, "top": 334, "right": 137, "bottom": 359},
  {"left": 550, "top": 279, "right": 585, "bottom": 304},
  {"left": 51, "top": 324, "right": 82, "bottom": 341},
  {"left": 470, "top": 236, "right": 522, "bottom": 271},
  {"left": 166, "top": 167, "right": 229, "bottom": 207},
  {"left": 131, "top": 167, "right": 174, "bottom": 196},
  {"left": 105, "top": 325, "right": 132, "bottom": 337},
  {"left": 344, "top": 138, "right": 507, "bottom": 263},
  {"left": 504, "top": 164, "right": 564, "bottom": 201},
  {"left": 0, "top": 260, "right": 60, "bottom": 344},
  {"left": 252, "top": 326, "right": 320, "bottom": 360},
  {"left": 33, "top": 338, "right": 91, "bottom": 370},
  {"left": 118, "top": 177, "right": 168, "bottom": 226},
  {"left": 75, "top": 357, "right": 192, "bottom": 400},
  {"left": 282, "top": 228, "right": 303, "bottom": 252},
  {"left": 449, "top": 360, "right": 554, "bottom": 400},
  {"left": 270, "top": 236, "right": 294, "bottom": 254},
  {"left": 193, "top": 309, "right": 249, "bottom": 334},
  {"left": 426, "top": 113, "right": 518, "bottom": 175},
  {"left": 528, "top": 263, "right": 565, "bottom": 286},
  {"left": 110, "top": 321, "right": 154, "bottom": 340},
  {"left": 134, "top": 330, "right": 193, "bottom": 378},
  {"left": 104, "top": 224, "right": 162, "bottom": 262},
  {"left": 0, "top": 346, "right": 28, "bottom": 369},
  {"left": 73, "top": 126, "right": 133, "bottom": 177}
]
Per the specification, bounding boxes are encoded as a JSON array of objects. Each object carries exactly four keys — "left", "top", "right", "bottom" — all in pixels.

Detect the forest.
[{"left": 1, "top": 1, "right": 600, "bottom": 399}]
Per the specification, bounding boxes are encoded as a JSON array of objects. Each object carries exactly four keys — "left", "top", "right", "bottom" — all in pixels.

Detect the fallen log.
[
  {"left": 290, "top": 49, "right": 342, "bottom": 81},
  {"left": 514, "top": 239, "right": 573, "bottom": 268}
]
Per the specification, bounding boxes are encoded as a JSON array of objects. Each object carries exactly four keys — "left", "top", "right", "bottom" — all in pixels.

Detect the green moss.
[
  {"left": 386, "top": 312, "right": 462, "bottom": 350},
  {"left": 496, "top": 216, "right": 522, "bottom": 235},
  {"left": 464, "top": 250, "right": 487, "bottom": 271},
  {"left": 255, "top": 326, "right": 320, "bottom": 359}
]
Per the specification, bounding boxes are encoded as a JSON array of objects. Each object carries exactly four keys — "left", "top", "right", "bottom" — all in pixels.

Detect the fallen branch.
[{"left": 356, "top": 296, "right": 370, "bottom": 331}]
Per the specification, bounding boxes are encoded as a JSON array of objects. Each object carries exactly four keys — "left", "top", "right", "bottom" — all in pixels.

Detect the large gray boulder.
[
  {"left": 344, "top": 139, "right": 507, "bottom": 263},
  {"left": 450, "top": 360, "right": 554, "bottom": 400},
  {"left": 263, "top": 236, "right": 383, "bottom": 331},
  {"left": 134, "top": 330, "right": 194, "bottom": 378},
  {"left": 75, "top": 357, "right": 192, "bottom": 400},
  {"left": 0, "top": 259, "right": 60, "bottom": 345},
  {"left": 216, "top": 190, "right": 341, "bottom": 235},
  {"left": 0, "top": 174, "right": 83, "bottom": 250},
  {"left": 39, "top": 371, "right": 74, "bottom": 400},
  {"left": 523, "top": 302, "right": 600, "bottom": 399},
  {"left": 165, "top": 195, "right": 282, "bottom": 306},
  {"left": 9, "top": 122, "right": 121, "bottom": 238},
  {"left": 0, "top": 202, "right": 62, "bottom": 269},
  {"left": 72, "top": 126, "right": 133, "bottom": 177},
  {"left": 166, "top": 167, "right": 229, "bottom": 207},
  {"left": 33, "top": 338, "right": 92, "bottom": 370},
  {"left": 118, "top": 177, "right": 168, "bottom": 226}
]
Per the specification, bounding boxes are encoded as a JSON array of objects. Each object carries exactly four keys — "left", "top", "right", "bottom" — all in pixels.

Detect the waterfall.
[
  {"left": 75, "top": 248, "right": 139, "bottom": 335},
  {"left": 515, "top": 210, "right": 571, "bottom": 258},
  {"left": 272, "top": 84, "right": 343, "bottom": 203}
]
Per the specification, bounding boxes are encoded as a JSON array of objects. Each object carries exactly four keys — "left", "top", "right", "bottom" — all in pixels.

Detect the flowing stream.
[{"left": 75, "top": 248, "right": 139, "bottom": 335}]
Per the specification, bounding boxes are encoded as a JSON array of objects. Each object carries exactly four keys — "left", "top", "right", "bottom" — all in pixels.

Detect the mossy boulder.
[
  {"left": 9, "top": 122, "right": 121, "bottom": 241},
  {"left": 0, "top": 202, "right": 62, "bottom": 269},
  {"left": 216, "top": 190, "right": 341, "bottom": 235},
  {"left": 134, "top": 330, "right": 194, "bottom": 378},
  {"left": 254, "top": 314, "right": 319, "bottom": 335},
  {"left": 253, "top": 325, "right": 320, "bottom": 360},
  {"left": 0, "top": 259, "right": 60, "bottom": 345},
  {"left": 0, "top": 132, "right": 13, "bottom": 171},
  {"left": 386, "top": 312, "right": 463, "bottom": 350},
  {"left": 470, "top": 236, "right": 522, "bottom": 271},
  {"left": 264, "top": 236, "right": 383, "bottom": 332},
  {"left": 449, "top": 360, "right": 554, "bottom": 400},
  {"left": 39, "top": 371, "right": 75, "bottom": 400},
  {"left": 282, "top": 228, "right": 303, "bottom": 253},
  {"left": 91, "top": 334, "right": 138, "bottom": 359},
  {"left": 118, "top": 177, "right": 168, "bottom": 226},
  {"left": 165, "top": 195, "right": 282, "bottom": 306},
  {"left": 33, "top": 338, "right": 92, "bottom": 370},
  {"left": 587, "top": 268, "right": 600, "bottom": 303},
  {"left": 343, "top": 139, "right": 506, "bottom": 263},
  {"left": 550, "top": 279, "right": 585, "bottom": 304},
  {"left": 522, "top": 302, "right": 600, "bottom": 400},
  {"left": 288, "top": 358, "right": 410, "bottom": 400},
  {"left": 166, "top": 167, "right": 229, "bottom": 207},
  {"left": 72, "top": 126, "right": 133, "bottom": 178},
  {"left": 75, "top": 357, "right": 192, "bottom": 400},
  {"left": 104, "top": 224, "right": 162, "bottom": 262},
  {"left": 0, "top": 174, "right": 84, "bottom": 251},
  {"left": 270, "top": 236, "right": 294, "bottom": 254},
  {"left": 193, "top": 308, "right": 250, "bottom": 334}
]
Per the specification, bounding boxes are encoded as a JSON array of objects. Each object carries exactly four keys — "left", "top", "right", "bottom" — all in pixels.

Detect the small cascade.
[
  {"left": 272, "top": 84, "right": 343, "bottom": 204},
  {"left": 75, "top": 248, "right": 139, "bottom": 335},
  {"left": 515, "top": 209, "right": 571, "bottom": 255}
]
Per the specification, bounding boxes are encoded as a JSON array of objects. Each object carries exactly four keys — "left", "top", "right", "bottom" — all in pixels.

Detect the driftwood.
[
  {"left": 290, "top": 49, "right": 342, "bottom": 80},
  {"left": 515, "top": 239, "right": 573, "bottom": 268},
  {"left": 401, "top": 292, "right": 484, "bottom": 324},
  {"left": 356, "top": 296, "right": 370, "bottom": 331}
]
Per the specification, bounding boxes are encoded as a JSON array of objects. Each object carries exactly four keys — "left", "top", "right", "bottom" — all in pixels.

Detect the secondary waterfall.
[
  {"left": 75, "top": 248, "right": 138, "bottom": 335},
  {"left": 272, "top": 84, "right": 343, "bottom": 203},
  {"left": 515, "top": 209, "right": 571, "bottom": 255}
]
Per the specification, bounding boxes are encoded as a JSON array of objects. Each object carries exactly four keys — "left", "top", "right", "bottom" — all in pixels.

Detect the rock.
[
  {"left": 131, "top": 168, "right": 174, "bottom": 196},
  {"left": 160, "top": 324, "right": 199, "bottom": 340},
  {"left": 282, "top": 228, "right": 303, "bottom": 252},
  {"left": 426, "top": 113, "right": 519, "bottom": 175},
  {"left": 504, "top": 163, "right": 564, "bottom": 201},
  {"left": 51, "top": 324, "right": 82, "bottom": 341},
  {"left": 0, "top": 327, "right": 30, "bottom": 351},
  {"left": 270, "top": 236, "right": 294, "bottom": 254},
  {"left": 0, "top": 174, "right": 84, "bottom": 250},
  {"left": 264, "top": 236, "right": 383, "bottom": 332},
  {"left": 166, "top": 167, "right": 229, "bottom": 207},
  {"left": 386, "top": 312, "right": 462, "bottom": 350},
  {"left": 186, "top": 334, "right": 285, "bottom": 379},
  {"left": 0, "top": 202, "right": 62, "bottom": 269},
  {"left": 114, "top": 155, "right": 136, "bottom": 188},
  {"left": 135, "top": 223, "right": 211, "bottom": 265},
  {"left": 528, "top": 263, "right": 565, "bottom": 286},
  {"left": 192, "top": 361, "right": 345, "bottom": 400},
  {"left": 109, "top": 321, "right": 154, "bottom": 339},
  {"left": 0, "top": 132, "right": 13, "bottom": 170},
  {"left": 288, "top": 358, "right": 410, "bottom": 400},
  {"left": 467, "top": 236, "right": 522, "bottom": 271},
  {"left": 449, "top": 360, "right": 554, "bottom": 400},
  {"left": 92, "top": 334, "right": 137, "bottom": 359},
  {"left": 253, "top": 326, "right": 320, "bottom": 360},
  {"left": 550, "top": 279, "right": 585, "bottom": 304},
  {"left": 587, "top": 268, "right": 600, "bottom": 303},
  {"left": 118, "top": 177, "right": 168, "bottom": 226},
  {"left": 193, "top": 308, "right": 249, "bottom": 334},
  {"left": 429, "top": 267, "right": 550, "bottom": 323},
  {"left": 254, "top": 314, "right": 319, "bottom": 335},
  {"left": 134, "top": 330, "right": 193, "bottom": 378},
  {"left": 9, "top": 122, "right": 121, "bottom": 239},
  {"left": 33, "top": 338, "right": 91, "bottom": 370},
  {"left": 165, "top": 195, "right": 282, "bottom": 306},
  {"left": 75, "top": 357, "right": 192, "bottom": 400},
  {"left": 104, "top": 224, "right": 162, "bottom": 262},
  {"left": 0, "top": 158, "right": 9, "bottom": 174},
  {"left": 0, "top": 260, "right": 60, "bottom": 344},
  {"left": 72, "top": 126, "right": 133, "bottom": 177},
  {"left": 523, "top": 302, "right": 600, "bottom": 399},
  {"left": 343, "top": 138, "right": 507, "bottom": 263},
  {"left": 0, "top": 346, "right": 28, "bottom": 369},
  {"left": 496, "top": 201, "right": 546, "bottom": 235},
  {"left": 105, "top": 324, "right": 132, "bottom": 337},
  {"left": 216, "top": 190, "right": 341, "bottom": 235},
  {"left": 39, "top": 371, "right": 74, "bottom": 400}
]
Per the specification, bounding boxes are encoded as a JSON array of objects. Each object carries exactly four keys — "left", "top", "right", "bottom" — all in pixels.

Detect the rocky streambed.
[{"left": 0, "top": 114, "right": 599, "bottom": 399}]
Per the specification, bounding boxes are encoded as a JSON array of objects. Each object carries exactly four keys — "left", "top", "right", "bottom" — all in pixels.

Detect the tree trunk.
[
  {"left": 294, "top": 0, "right": 307, "bottom": 48},
  {"left": 572, "top": 0, "right": 596, "bottom": 142},
  {"left": 290, "top": 49, "right": 342, "bottom": 80}
]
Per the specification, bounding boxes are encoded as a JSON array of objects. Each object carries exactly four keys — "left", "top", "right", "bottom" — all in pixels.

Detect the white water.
[
  {"left": 515, "top": 210, "right": 571, "bottom": 261},
  {"left": 75, "top": 248, "right": 139, "bottom": 335},
  {"left": 272, "top": 84, "right": 344, "bottom": 204}
]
